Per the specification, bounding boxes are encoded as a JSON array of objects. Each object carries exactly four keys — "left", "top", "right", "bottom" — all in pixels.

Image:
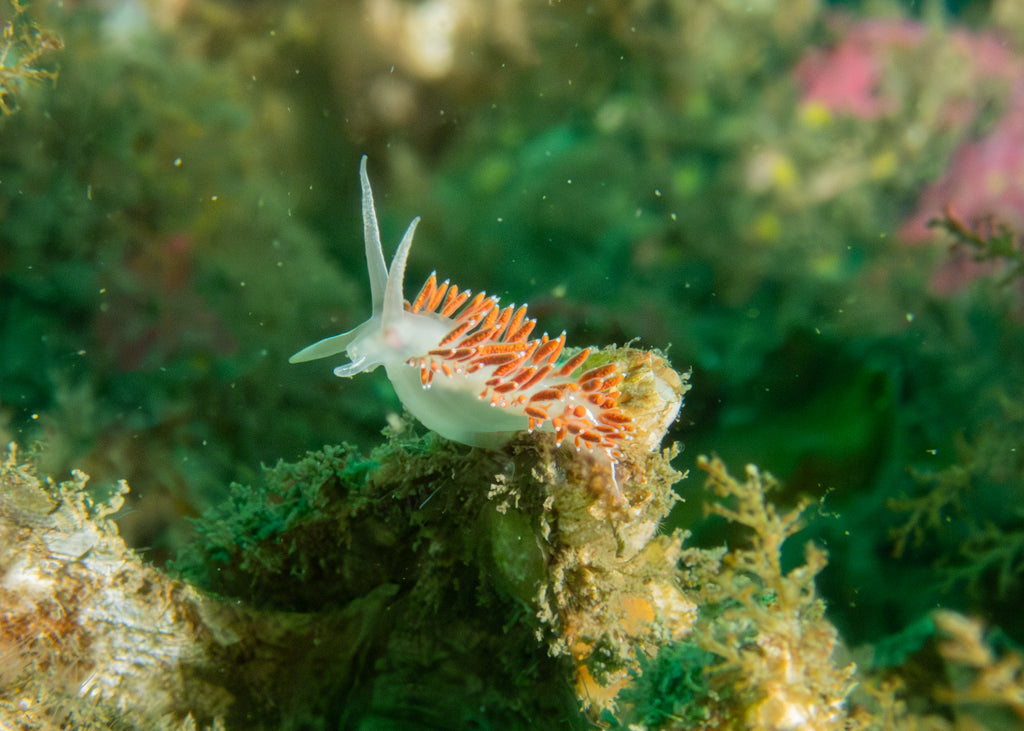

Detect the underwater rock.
[
  {"left": 0, "top": 448, "right": 229, "bottom": 730},
  {"left": 0, "top": 346, "right": 690, "bottom": 729},
  {"left": 7, "top": 349, "right": 1012, "bottom": 729}
]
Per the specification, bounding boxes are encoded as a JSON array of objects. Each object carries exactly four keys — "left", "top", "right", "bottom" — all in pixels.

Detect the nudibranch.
[{"left": 290, "top": 157, "right": 635, "bottom": 496}]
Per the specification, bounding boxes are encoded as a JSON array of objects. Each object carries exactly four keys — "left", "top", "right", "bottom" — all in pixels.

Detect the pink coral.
[
  {"left": 795, "top": 41, "right": 889, "bottom": 119},
  {"left": 794, "top": 18, "right": 925, "bottom": 120},
  {"left": 900, "top": 82, "right": 1024, "bottom": 245},
  {"left": 795, "top": 17, "right": 1018, "bottom": 127},
  {"left": 899, "top": 76, "right": 1024, "bottom": 294}
]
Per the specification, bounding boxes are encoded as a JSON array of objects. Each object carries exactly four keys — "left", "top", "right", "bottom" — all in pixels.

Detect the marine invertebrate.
[{"left": 290, "top": 157, "right": 637, "bottom": 498}]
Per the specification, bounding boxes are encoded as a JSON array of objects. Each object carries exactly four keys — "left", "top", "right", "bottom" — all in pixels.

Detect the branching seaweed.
[
  {"left": 0, "top": 0, "right": 61, "bottom": 115},
  {"left": 888, "top": 392, "right": 1024, "bottom": 597},
  {"left": 933, "top": 610, "right": 1024, "bottom": 724},
  {"left": 930, "top": 205, "right": 1024, "bottom": 286},
  {"left": 888, "top": 449, "right": 970, "bottom": 560},
  {"left": 690, "top": 455, "right": 856, "bottom": 729},
  {"left": 611, "top": 456, "right": 855, "bottom": 729}
]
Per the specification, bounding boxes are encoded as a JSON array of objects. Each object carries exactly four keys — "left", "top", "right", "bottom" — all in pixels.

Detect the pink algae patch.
[
  {"left": 899, "top": 76, "right": 1024, "bottom": 294},
  {"left": 796, "top": 16, "right": 1024, "bottom": 294},
  {"left": 794, "top": 18, "right": 925, "bottom": 120},
  {"left": 900, "top": 83, "right": 1024, "bottom": 245}
]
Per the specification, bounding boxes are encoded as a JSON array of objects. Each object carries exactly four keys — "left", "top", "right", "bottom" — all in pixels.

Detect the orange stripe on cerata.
[
  {"left": 555, "top": 349, "right": 590, "bottom": 376},
  {"left": 405, "top": 273, "right": 634, "bottom": 462}
]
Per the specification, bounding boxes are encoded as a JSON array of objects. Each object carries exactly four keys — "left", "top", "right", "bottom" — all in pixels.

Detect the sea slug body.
[{"left": 290, "top": 157, "right": 635, "bottom": 498}]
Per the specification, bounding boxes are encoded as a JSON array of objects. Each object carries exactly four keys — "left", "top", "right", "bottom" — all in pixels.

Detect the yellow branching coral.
[
  {"left": 933, "top": 610, "right": 1024, "bottom": 724},
  {"left": 691, "top": 455, "right": 856, "bottom": 730}
]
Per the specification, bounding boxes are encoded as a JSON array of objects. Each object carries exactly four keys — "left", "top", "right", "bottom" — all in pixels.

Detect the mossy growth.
[
  {"left": 605, "top": 641, "right": 725, "bottom": 728},
  {"left": 172, "top": 443, "right": 378, "bottom": 609},
  {"left": 171, "top": 430, "right": 590, "bottom": 728}
]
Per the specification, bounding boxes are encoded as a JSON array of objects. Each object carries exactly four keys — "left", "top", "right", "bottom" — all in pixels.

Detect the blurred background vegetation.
[{"left": 1, "top": 0, "right": 1023, "bottom": 666}]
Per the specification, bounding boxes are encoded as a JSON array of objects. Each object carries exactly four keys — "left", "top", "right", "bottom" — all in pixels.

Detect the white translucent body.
[{"left": 289, "top": 157, "right": 531, "bottom": 446}]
